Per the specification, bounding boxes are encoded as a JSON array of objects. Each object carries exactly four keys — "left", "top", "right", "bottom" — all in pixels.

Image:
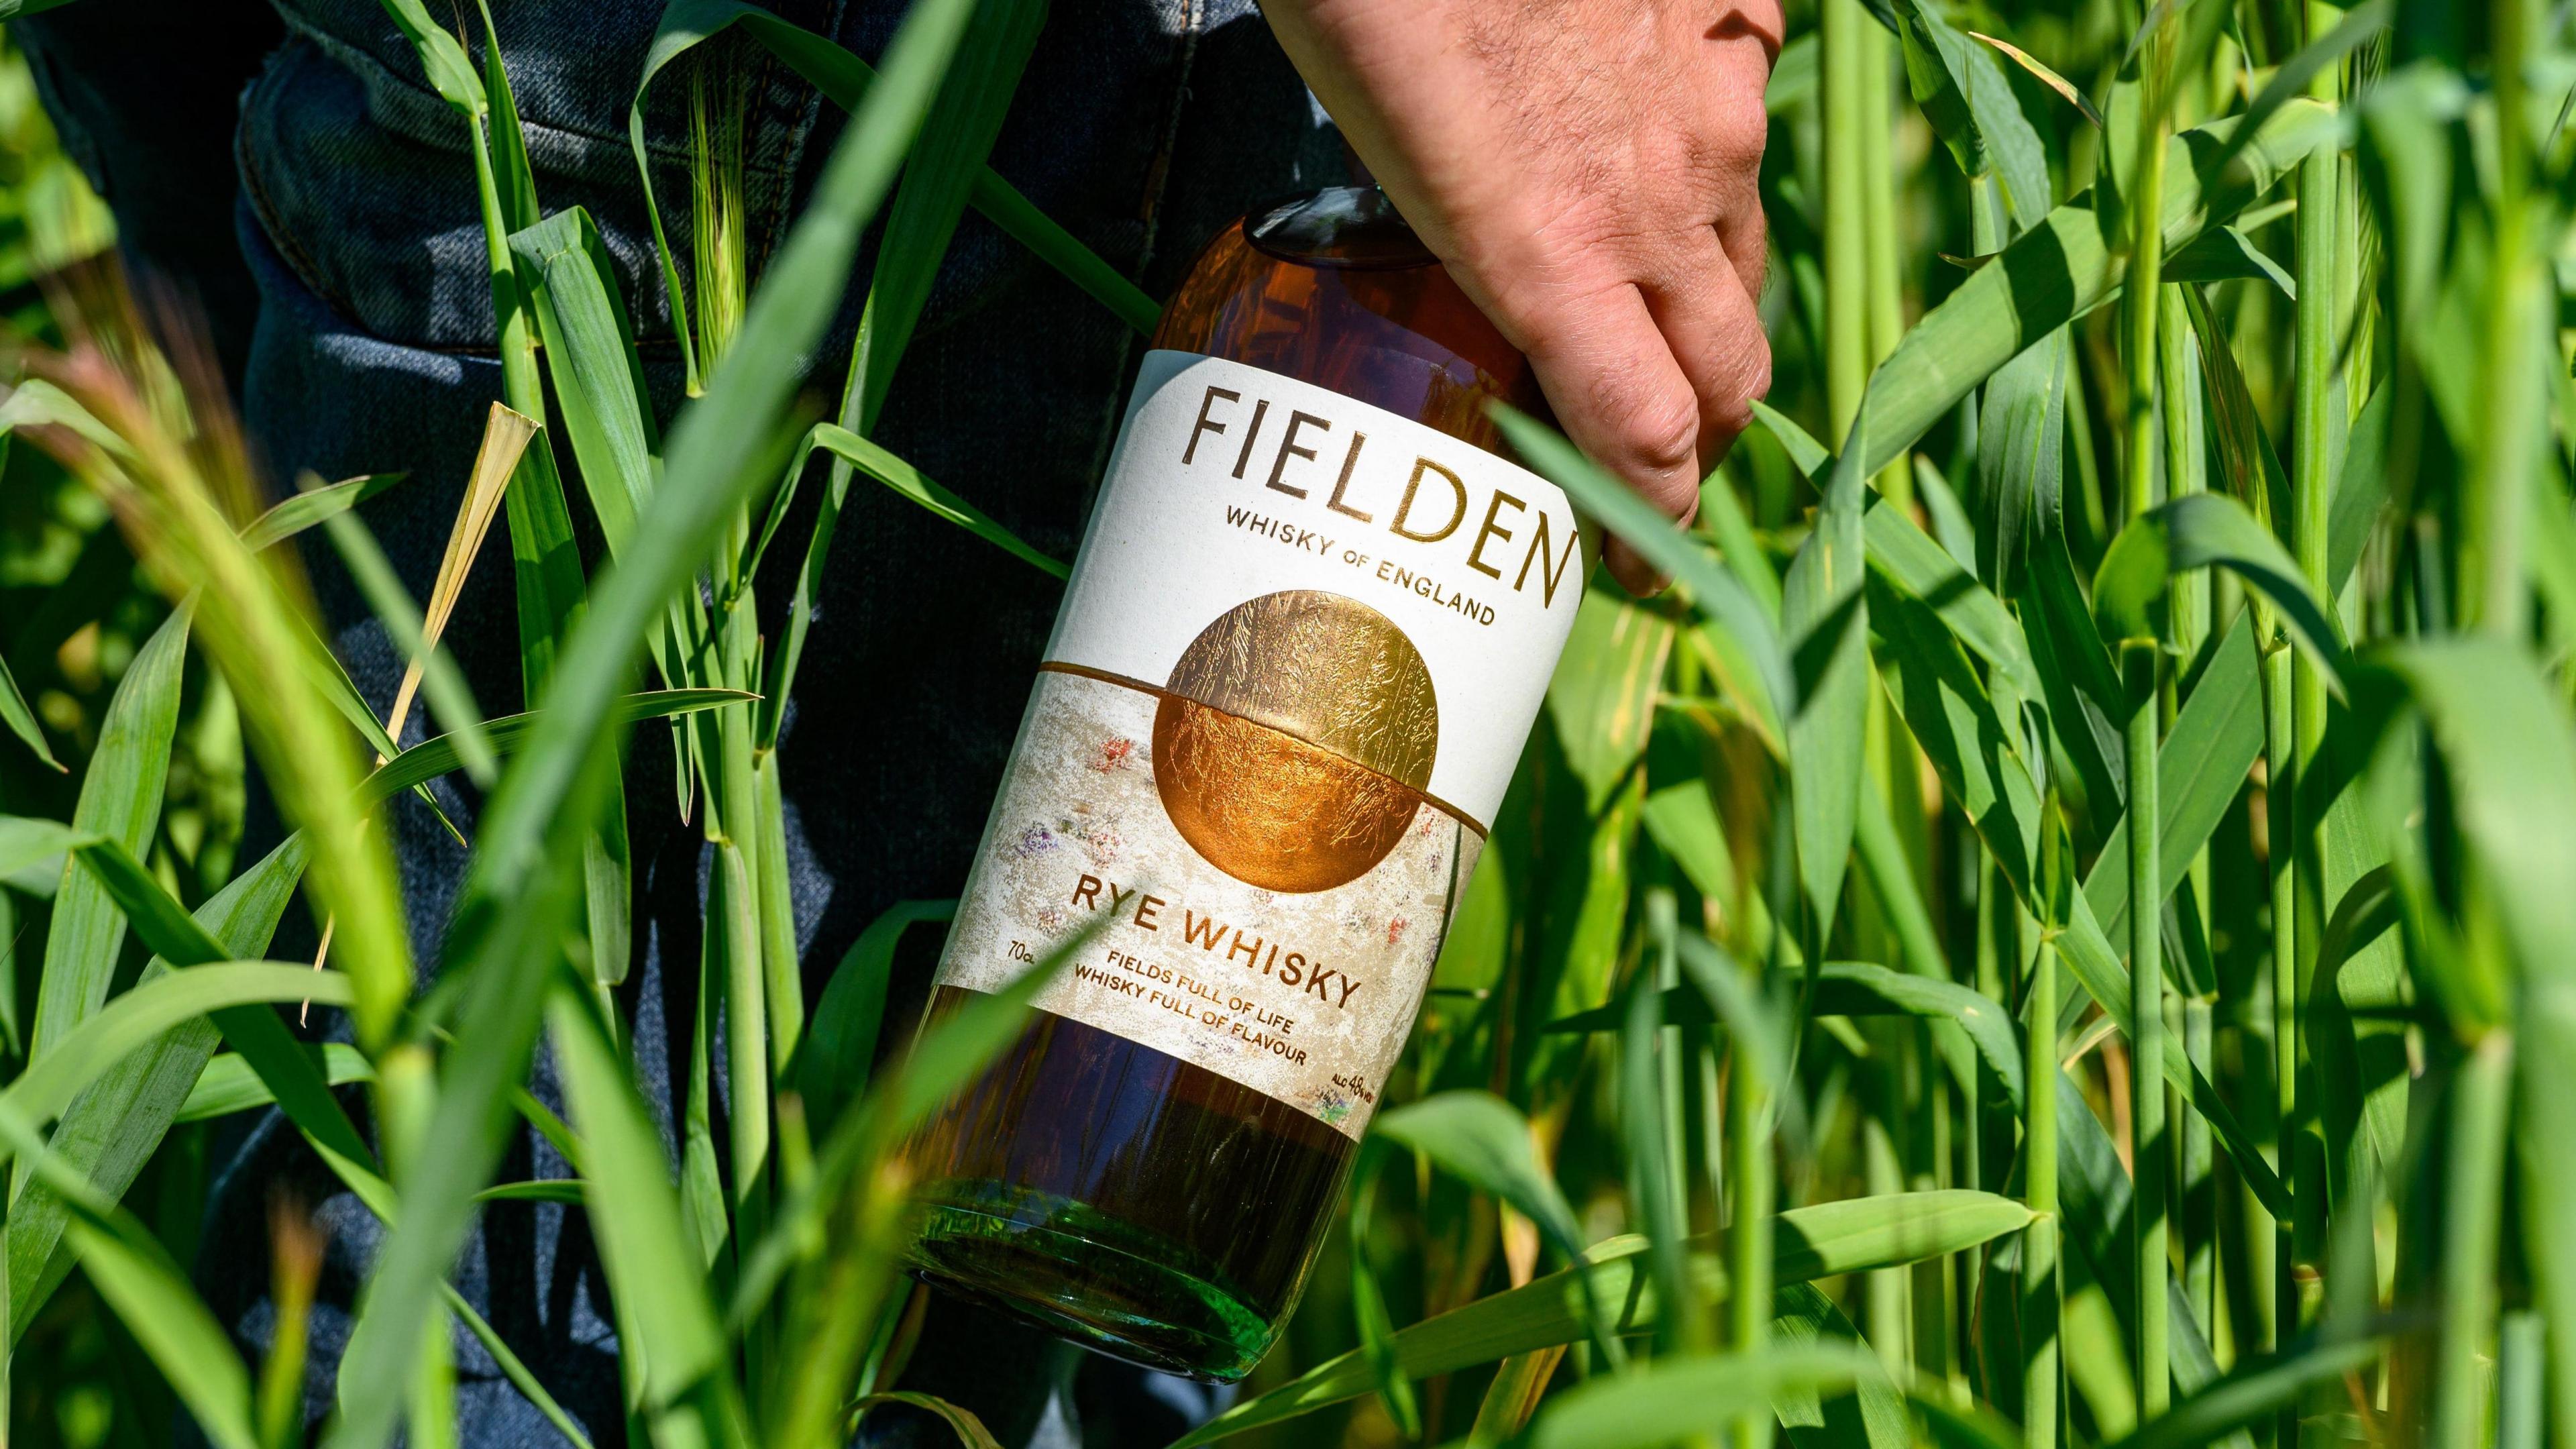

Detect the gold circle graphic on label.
[{"left": 1152, "top": 590, "right": 1438, "bottom": 893}]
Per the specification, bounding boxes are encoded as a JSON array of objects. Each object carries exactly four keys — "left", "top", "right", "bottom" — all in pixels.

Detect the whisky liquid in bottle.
[{"left": 902, "top": 186, "right": 1587, "bottom": 1381}]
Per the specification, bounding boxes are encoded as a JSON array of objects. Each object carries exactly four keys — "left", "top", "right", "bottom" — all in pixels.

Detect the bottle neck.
[{"left": 1244, "top": 186, "right": 1440, "bottom": 271}]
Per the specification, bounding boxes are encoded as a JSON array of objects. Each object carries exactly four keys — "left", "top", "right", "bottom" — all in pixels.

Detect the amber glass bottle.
[{"left": 902, "top": 186, "right": 1580, "bottom": 1381}]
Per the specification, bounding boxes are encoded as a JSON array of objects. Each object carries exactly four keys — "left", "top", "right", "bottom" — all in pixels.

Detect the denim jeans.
[{"left": 19, "top": 1, "right": 1346, "bottom": 1442}]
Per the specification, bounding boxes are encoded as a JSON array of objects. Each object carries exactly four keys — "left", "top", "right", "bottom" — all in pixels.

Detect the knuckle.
[
  {"left": 1619, "top": 386, "right": 1704, "bottom": 477},
  {"left": 1737, "top": 332, "right": 1774, "bottom": 402},
  {"left": 1704, "top": 111, "right": 1768, "bottom": 177},
  {"left": 1733, "top": 234, "right": 1771, "bottom": 303},
  {"left": 1701, "top": 336, "right": 1772, "bottom": 456}
]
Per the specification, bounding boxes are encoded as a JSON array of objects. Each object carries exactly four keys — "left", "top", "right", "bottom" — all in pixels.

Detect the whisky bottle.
[{"left": 902, "top": 185, "right": 1588, "bottom": 1381}]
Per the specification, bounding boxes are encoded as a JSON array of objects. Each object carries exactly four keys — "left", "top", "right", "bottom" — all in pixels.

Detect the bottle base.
[{"left": 906, "top": 1180, "right": 1278, "bottom": 1383}]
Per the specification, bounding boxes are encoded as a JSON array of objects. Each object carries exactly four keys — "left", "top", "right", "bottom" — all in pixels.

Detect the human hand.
[{"left": 1262, "top": 0, "right": 1782, "bottom": 594}]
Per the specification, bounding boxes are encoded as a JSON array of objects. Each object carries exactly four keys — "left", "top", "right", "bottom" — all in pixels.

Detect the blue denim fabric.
[{"left": 18, "top": 0, "right": 1347, "bottom": 1443}]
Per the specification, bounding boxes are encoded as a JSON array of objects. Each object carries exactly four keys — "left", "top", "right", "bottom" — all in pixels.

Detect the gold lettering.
[
  {"left": 1325, "top": 431, "right": 1372, "bottom": 521},
  {"left": 1266, "top": 410, "right": 1330, "bottom": 498},
  {"left": 1466, "top": 488, "right": 1525, "bottom": 580},
  {"left": 1182, "top": 386, "right": 1237, "bottom": 466},
  {"left": 1231, "top": 398, "right": 1271, "bottom": 479},
  {"left": 1515, "top": 508, "right": 1582, "bottom": 606},
  {"left": 1389, "top": 457, "right": 1468, "bottom": 543}
]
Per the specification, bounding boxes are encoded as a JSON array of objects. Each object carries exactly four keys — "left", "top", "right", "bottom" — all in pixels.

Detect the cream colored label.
[
  {"left": 934, "top": 353, "right": 1579, "bottom": 1136},
  {"left": 938, "top": 669, "right": 1479, "bottom": 1134}
]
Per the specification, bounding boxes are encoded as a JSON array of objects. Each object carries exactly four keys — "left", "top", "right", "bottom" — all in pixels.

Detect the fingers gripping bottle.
[{"left": 902, "top": 186, "right": 1591, "bottom": 1381}]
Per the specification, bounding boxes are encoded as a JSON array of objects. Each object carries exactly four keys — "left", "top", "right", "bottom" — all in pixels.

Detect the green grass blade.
[
  {"left": 806, "top": 423, "right": 1065, "bottom": 580},
  {"left": 1749, "top": 361, "right": 2041, "bottom": 706},
  {"left": 506, "top": 205, "right": 710, "bottom": 827},
  {"left": 290, "top": 611, "right": 405, "bottom": 761},
  {"left": 963, "top": 168, "right": 1159, "bottom": 335},
  {"left": 1169, "top": 1192, "right": 2032, "bottom": 1447},
  {"left": 1864, "top": 493, "right": 2039, "bottom": 699},
  {"left": 30, "top": 833, "right": 385, "bottom": 1201},
  {"left": 375, "top": 1, "right": 586, "bottom": 704},
  {"left": 847, "top": 1393, "right": 1002, "bottom": 1448},
  {"left": 0, "top": 649, "right": 61, "bottom": 771},
  {"left": 2092, "top": 493, "right": 2347, "bottom": 687},
  {"left": 1545, "top": 962, "right": 2023, "bottom": 1112},
  {"left": 2075, "top": 317, "right": 2379, "bottom": 941},
  {"left": 1619, "top": 949, "right": 1695, "bottom": 1358},
  {"left": 471, "top": 1181, "right": 586, "bottom": 1205},
  {"left": 1864, "top": 573, "right": 2047, "bottom": 903},
  {"left": 0, "top": 1103, "right": 260, "bottom": 1449},
  {"left": 1894, "top": 0, "right": 2051, "bottom": 227},
  {"left": 2200, "top": 0, "right": 2389, "bottom": 184},
  {"left": 440, "top": 1283, "right": 597, "bottom": 1449},
  {"left": 7, "top": 835, "right": 311, "bottom": 1343},
  {"left": 1674, "top": 934, "right": 1789, "bottom": 1099},
  {"left": 1974, "top": 325, "right": 2070, "bottom": 595},
  {"left": 356, "top": 690, "right": 749, "bottom": 804},
  {"left": 2023, "top": 533, "right": 2127, "bottom": 830},
  {"left": 0, "top": 816, "right": 79, "bottom": 880},
  {"left": 585, "top": 771, "right": 634, "bottom": 989},
  {"left": 1772, "top": 1281, "right": 1914, "bottom": 1448},
  {"left": 1699, "top": 465, "right": 1783, "bottom": 622},
  {"left": 50, "top": 833, "right": 232, "bottom": 967},
  {"left": 327, "top": 0, "right": 977, "bottom": 1431},
  {"left": 798, "top": 899, "right": 952, "bottom": 1130},
  {"left": 845, "top": 0, "right": 1045, "bottom": 433},
  {"left": 1782, "top": 963, "right": 2007, "bottom": 1122},
  {"left": 1860, "top": 566, "right": 2294, "bottom": 1216},
  {"left": 1495, "top": 406, "right": 1790, "bottom": 724},
  {"left": 0, "top": 377, "right": 138, "bottom": 460},
  {"left": 1782, "top": 448, "right": 1872, "bottom": 926},
  {"left": 2177, "top": 284, "right": 2286, "bottom": 527},
  {"left": 1375, "top": 1090, "right": 1619, "bottom": 1368},
  {"left": 1546, "top": 589, "right": 1675, "bottom": 811},
  {"left": 2371, "top": 640, "right": 2576, "bottom": 984},
  {"left": 546, "top": 983, "right": 747, "bottom": 1442},
  {"left": 2102, "top": 1336, "right": 2385, "bottom": 1449},
  {"left": 471, "top": 0, "right": 538, "bottom": 233},
  {"left": 237, "top": 472, "right": 412, "bottom": 552},
  {"left": 632, "top": 0, "right": 1157, "bottom": 393},
  {"left": 26, "top": 605, "right": 186, "bottom": 1063},
  {"left": 1349, "top": 1142, "right": 1424, "bottom": 1438},
  {"left": 370, "top": 0, "right": 486, "bottom": 113},
  {"left": 1752, "top": 399, "right": 1829, "bottom": 474},
  {"left": 2082, "top": 613, "right": 2261, "bottom": 947},
  {"left": 761, "top": 421, "right": 1067, "bottom": 744},
  {"left": 2057, "top": 894, "right": 2291, "bottom": 1220},
  {"left": 1772, "top": 1185, "right": 2029, "bottom": 1273},
  {"left": 2519, "top": 987, "right": 2576, "bottom": 1447},
  {"left": 729, "top": 910, "right": 1097, "bottom": 1330},
  {"left": 2435, "top": 1033, "right": 2512, "bottom": 1449},
  {"left": 0, "top": 963, "right": 355, "bottom": 1136},
  {"left": 2163, "top": 227, "right": 2294, "bottom": 294},
  {"left": 508, "top": 208, "right": 661, "bottom": 555},
  {"left": 1851, "top": 102, "right": 2336, "bottom": 478},
  {"left": 1521, "top": 1345, "right": 1874, "bottom": 1449},
  {"left": 178, "top": 1041, "right": 374, "bottom": 1122}
]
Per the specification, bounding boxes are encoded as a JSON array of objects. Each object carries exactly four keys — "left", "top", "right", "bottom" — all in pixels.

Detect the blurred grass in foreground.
[{"left": 3, "top": 1, "right": 2574, "bottom": 1448}]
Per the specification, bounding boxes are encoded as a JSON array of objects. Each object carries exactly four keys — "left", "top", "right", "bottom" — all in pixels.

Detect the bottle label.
[{"left": 934, "top": 350, "right": 1586, "bottom": 1137}]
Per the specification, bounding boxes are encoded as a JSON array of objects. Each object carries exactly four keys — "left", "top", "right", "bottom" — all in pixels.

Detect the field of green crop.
[{"left": 0, "top": 0, "right": 2565, "bottom": 1445}]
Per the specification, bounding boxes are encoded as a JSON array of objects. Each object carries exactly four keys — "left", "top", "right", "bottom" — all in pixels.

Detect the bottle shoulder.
[{"left": 1151, "top": 188, "right": 1546, "bottom": 455}]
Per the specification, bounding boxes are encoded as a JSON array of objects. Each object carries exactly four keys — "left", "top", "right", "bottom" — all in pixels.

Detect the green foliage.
[{"left": 2, "top": 0, "right": 2571, "bottom": 1446}]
